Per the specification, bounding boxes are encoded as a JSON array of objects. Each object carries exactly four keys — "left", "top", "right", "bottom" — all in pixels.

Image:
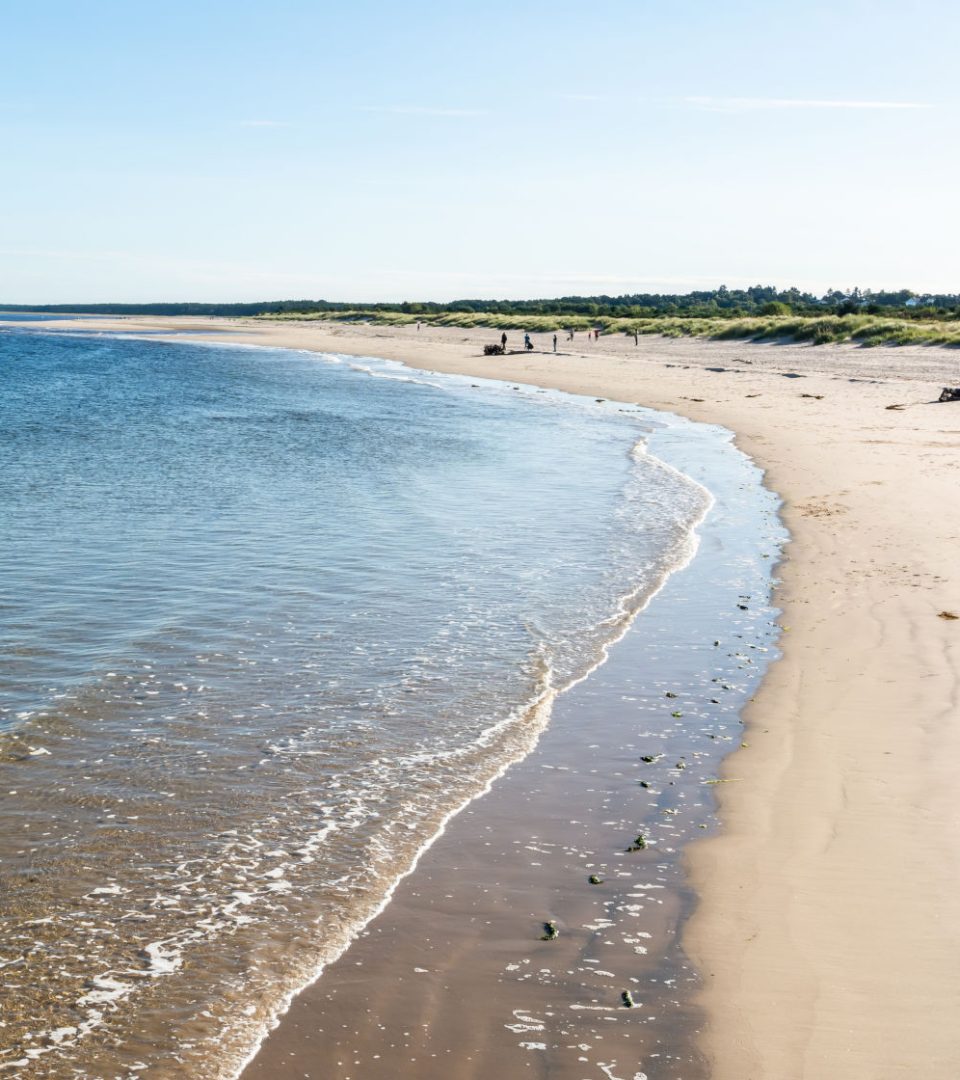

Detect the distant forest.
[{"left": 3, "top": 285, "right": 959, "bottom": 319}]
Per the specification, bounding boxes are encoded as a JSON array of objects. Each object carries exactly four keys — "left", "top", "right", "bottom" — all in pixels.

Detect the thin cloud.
[
  {"left": 558, "top": 93, "right": 606, "bottom": 102},
  {"left": 0, "top": 246, "right": 131, "bottom": 261},
  {"left": 685, "top": 95, "right": 933, "bottom": 112},
  {"left": 359, "top": 105, "right": 488, "bottom": 118},
  {"left": 240, "top": 119, "right": 293, "bottom": 128}
]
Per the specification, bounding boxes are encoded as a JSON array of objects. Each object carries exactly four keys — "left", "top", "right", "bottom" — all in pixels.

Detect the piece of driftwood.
[{"left": 938, "top": 387, "right": 960, "bottom": 402}]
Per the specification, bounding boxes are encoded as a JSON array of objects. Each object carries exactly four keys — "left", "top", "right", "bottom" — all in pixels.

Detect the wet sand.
[{"left": 8, "top": 315, "right": 960, "bottom": 1078}]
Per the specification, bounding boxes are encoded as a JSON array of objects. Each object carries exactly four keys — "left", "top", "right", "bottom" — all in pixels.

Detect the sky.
[{"left": 1, "top": 0, "right": 957, "bottom": 303}]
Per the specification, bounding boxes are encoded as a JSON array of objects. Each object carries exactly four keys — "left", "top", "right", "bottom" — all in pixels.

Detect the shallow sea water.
[{"left": 0, "top": 330, "right": 719, "bottom": 1078}]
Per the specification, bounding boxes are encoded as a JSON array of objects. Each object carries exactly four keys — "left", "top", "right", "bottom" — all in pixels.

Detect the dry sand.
[{"left": 15, "top": 316, "right": 960, "bottom": 1077}]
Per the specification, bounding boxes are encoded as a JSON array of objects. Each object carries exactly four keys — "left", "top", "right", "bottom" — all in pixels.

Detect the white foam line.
[
  {"left": 228, "top": 680, "right": 559, "bottom": 1079},
  {"left": 519, "top": 433, "right": 714, "bottom": 712}
]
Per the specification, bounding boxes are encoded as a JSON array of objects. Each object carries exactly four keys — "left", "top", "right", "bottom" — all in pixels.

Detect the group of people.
[
  {"left": 498, "top": 328, "right": 610, "bottom": 353},
  {"left": 499, "top": 331, "right": 560, "bottom": 352},
  {"left": 438, "top": 322, "right": 642, "bottom": 350}
]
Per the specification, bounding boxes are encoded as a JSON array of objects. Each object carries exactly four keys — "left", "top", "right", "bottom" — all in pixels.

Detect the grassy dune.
[{"left": 261, "top": 310, "right": 960, "bottom": 347}]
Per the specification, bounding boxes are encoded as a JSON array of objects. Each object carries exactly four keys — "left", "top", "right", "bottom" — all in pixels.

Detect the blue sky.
[{"left": 1, "top": 0, "right": 957, "bottom": 302}]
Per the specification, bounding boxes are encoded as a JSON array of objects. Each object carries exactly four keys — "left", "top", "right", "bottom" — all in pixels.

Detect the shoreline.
[
  {"left": 237, "top": 397, "right": 784, "bottom": 1080},
  {"left": 6, "top": 316, "right": 960, "bottom": 1077}
]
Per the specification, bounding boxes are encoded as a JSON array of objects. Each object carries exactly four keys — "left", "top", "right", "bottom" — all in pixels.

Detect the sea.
[{"left": 0, "top": 323, "right": 776, "bottom": 1078}]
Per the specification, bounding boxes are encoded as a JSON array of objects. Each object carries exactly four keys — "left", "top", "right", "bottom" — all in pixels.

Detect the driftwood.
[
  {"left": 938, "top": 387, "right": 960, "bottom": 402},
  {"left": 483, "top": 343, "right": 505, "bottom": 356}
]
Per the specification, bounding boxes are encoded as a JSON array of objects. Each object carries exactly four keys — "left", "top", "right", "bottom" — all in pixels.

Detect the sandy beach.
[{"left": 13, "top": 315, "right": 960, "bottom": 1078}]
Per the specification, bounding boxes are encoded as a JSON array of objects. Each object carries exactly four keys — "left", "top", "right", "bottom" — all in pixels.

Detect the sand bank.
[{"left": 12, "top": 316, "right": 960, "bottom": 1077}]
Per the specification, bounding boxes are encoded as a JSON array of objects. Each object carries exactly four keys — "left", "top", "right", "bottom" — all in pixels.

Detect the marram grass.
[{"left": 260, "top": 311, "right": 960, "bottom": 347}]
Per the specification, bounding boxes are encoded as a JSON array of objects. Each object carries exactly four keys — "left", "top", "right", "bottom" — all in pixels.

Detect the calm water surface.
[{"left": 0, "top": 331, "right": 711, "bottom": 1078}]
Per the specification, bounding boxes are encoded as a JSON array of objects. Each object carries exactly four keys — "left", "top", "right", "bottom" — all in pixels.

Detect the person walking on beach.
[
  {"left": 500, "top": 331, "right": 507, "bottom": 352},
  {"left": 634, "top": 329, "right": 639, "bottom": 345},
  {"left": 552, "top": 333, "right": 557, "bottom": 353},
  {"left": 524, "top": 332, "right": 532, "bottom": 351}
]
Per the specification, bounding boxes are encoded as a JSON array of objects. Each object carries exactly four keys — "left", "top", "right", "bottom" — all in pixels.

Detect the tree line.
[{"left": 3, "top": 285, "right": 958, "bottom": 320}]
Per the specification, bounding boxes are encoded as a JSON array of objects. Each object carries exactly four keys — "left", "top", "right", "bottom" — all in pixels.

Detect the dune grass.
[{"left": 261, "top": 310, "right": 960, "bottom": 347}]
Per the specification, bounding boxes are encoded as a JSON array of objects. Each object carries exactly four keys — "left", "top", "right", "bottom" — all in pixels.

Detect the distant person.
[
  {"left": 634, "top": 329, "right": 639, "bottom": 345},
  {"left": 567, "top": 328, "right": 574, "bottom": 341},
  {"left": 417, "top": 321, "right": 421, "bottom": 331},
  {"left": 594, "top": 329, "right": 600, "bottom": 341},
  {"left": 501, "top": 331, "right": 507, "bottom": 351},
  {"left": 552, "top": 333, "right": 557, "bottom": 352},
  {"left": 524, "top": 332, "right": 532, "bottom": 351}
]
